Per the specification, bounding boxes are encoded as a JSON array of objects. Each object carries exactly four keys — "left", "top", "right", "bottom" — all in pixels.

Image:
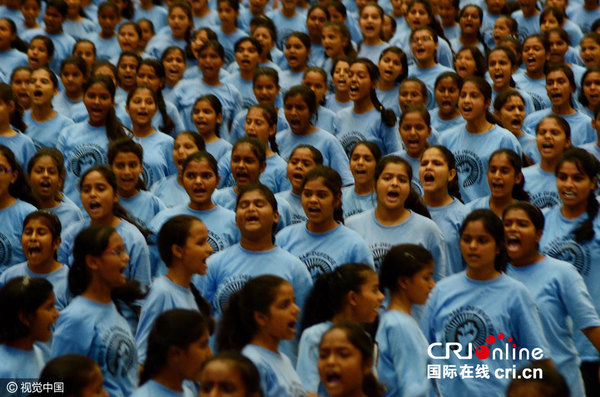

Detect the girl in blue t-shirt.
[
  {"left": 0, "top": 145, "right": 37, "bottom": 272},
  {"left": 89, "top": 2, "right": 120, "bottom": 61},
  {"left": 199, "top": 352, "right": 263, "bottom": 397},
  {"left": 325, "top": 57, "right": 353, "bottom": 113},
  {"left": 115, "top": 52, "right": 141, "bottom": 104},
  {"left": 297, "top": 263, "right": 383, "bottom": 394},
  {"left": 54, "top": 56, "right": 88, "bottom": 121},
  {"left": 0, "top": 277, "right": 58, "bottom": 379},
  {"left": 193, "top": 95, "right": 232, "bottom": 160},
  {"left": 51, "top": 225, "right": 141, "bottom": 397},
  {"left": 26, "top": 148, "right": 83, "bottom": 227},
  {"left": 465, "top": 149, "right": 530, "bottom": 218},
  {"left": 217, "top": 275, "right": 306, "bottom": 397},
  {"left": 375, "top": 46, "right": 407, "bottom": 114},
  {"left": 280, "top": 33, "right": 312, "bottom": 94},
  {"left": 357, "top": 3, "right": 388, "bottom": 64},
  {"left": 0, "top": 19, "right": 28, "bottom": 78},
  {"left": 39, "top": 355, "right": 108, "bottom": 397},
  {"left": 419, "top": 145, "right": 467, "bottom": 274},
  {"left": 454, "top": 46, "right": 486, "bottom": 80},
  {"left": 450, "top": 5, "right": 486, "bottom": 54},
  {"left": 342, "top": 141, "right": 380, "bottom": 218},
  {"left": 493, "top": 90, "right": 538, "bottom": 163},
  {"left": 514, "top": 34, "right": 550, "bottom": 111},
  {"left": 27, "top": 35, "right": 53, "bottom": 70},
  {"left": 136, "top": 215, "right": 213, "bottom": 364},
  {"left": 579, "top": 68, "right": 600, "bottom": 118},
  {"left": 302, "top": 68, "right": 336, "bottom": 133},
  {"left": 317, "top": 323, "right": 383, "bottom": 397},
  {"left": 504, "top": 202, "right": 600, "bottom": 397},
  {"left": 145, "top": 2, "right": 194, "bottom": 61},
  {"left": 377, "top": 244, "right": 435, "bottom": 397},
  {"left": 11, "top": 67, "right": 32, "bottom": 113},
  {"left": 432, "top": 72, "right": 465, "bottom": 132},
  {"left": 0, "top": 83, "right": 35, "bottom": 168},
  {"left": 134, "top": 309, "right": 213, "bottom": 397},
  {"left": 160, "top": 46, "right": 186, "bottom": 102}
]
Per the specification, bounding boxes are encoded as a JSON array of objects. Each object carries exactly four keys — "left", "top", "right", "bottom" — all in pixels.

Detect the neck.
[
  {"left": 417, "top": 59, "right": 435, "bottom": 69},
  {"left": 423, "top": 190, "right": 453, "bottom": 207},
  {"left": 100, "top": 30, "right": 115, "bottom": 39},
  {"left": 5, "top": 337, "right": 35, "bottom": 351},
  {"left": 65, "top": 89, "right": 83, "bottom": 101},
  {"left": 133, "top": 123, "right": 155, "bottom": 138},
  {"left": 202, "top": 75, "right": 220, "bottom": 85},
  {"left": 35, "top": 195, "right": 60, "bottom": 209},
  {"left": 240, "top": 235, "right": 275, "bottom": 251},
  {"left": 188, "top": 200, "right": 215, "bottom": 211},
  {"left": 388, "top": 292, "right": 412, "bottom": 314},
  {"left": 489, "top": 195, "right": 515, "bottom": 218},
  {"left": 460, "top": 33, "right": 478, "bottom": 45},
  {"left": 290, "top": 64, "right": 307, "bottom": 73},
  {"left": 81, "top": 279, "right": 113, "bottom": 303},
  {"left": 306, "top": 219, "right": 338, "bottom": 233},
  {"left": 153, "top": 369, "right": 184, "bottom": 392},
  {"left": 377, "top": 80, "right": 396, "bottom": 91},
  {"left": 221, "top": 23, "right": 236, "bottom": 34},
  {"left": 466, "top": 266, "right": 500, "bottom": 281},
  {"left": 493, "top": 82, "right": 510, "bottom": 92},
  {"left": 552, "top": 102, "right": 574, "bottom": 115},
  {"left": 240, "top": 68, "right": 254, "bottom": 80},
  {"left": 251, "top": 333, "right": 280, "bottom": 354},
  {"left": 118, "top": 189, "right": 138, "bottom": 199},
  {"left": 526, "top": 68, "right": 544, "bottom": 80},
  {"left": 28, "top": 259, "right": 62, "bottom": 275},
  {"left": 166, "top": 265, "right": 193, "bottom": 288},
  {"left": 282, "top": 8, "right": 296, "bottom": 17},
  {"left": 363, "top": 37, "right": 382, "bottom": 46},
  {"left": 90, "top": 215, "right": 121, "bottom": 228},
  {"left": 0, "top": 194, "right": 16, "bottom": 209},
  {"left": 561, "top": 203, "right": 588, "bottom": 220},
  {"left": 465, "top": 117, "right": 492, "bottom": 134},
  {"left": 353, "top": 96, "right": 374, "bottom": 114},
  {"left": 510, "top": 252, "right": 544, "bottom": 268},
  {"left": 375, "top": 205, "right": 409, "bottom": 225},
  {"left": 31, "top": 103, "right": 55, "bottom": 121},
  {"left": 354, "top": 181, "right": 374, "bottom": 195},
  {"left": 335, "top": 90, "right": 350, "bottom": 103},
  {"left": 540, "top": 157, "right": 559, "bottom": 173},
  {"left": 438, "top": 108, "right": 460, "bottom": 121},
  {"left": 200, "top": 132, "right": 218, "bottom": 143}
]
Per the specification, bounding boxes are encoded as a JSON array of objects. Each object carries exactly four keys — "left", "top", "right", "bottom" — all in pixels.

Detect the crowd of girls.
[{"left": 1, "top": 0, "right": 600, "bottom": 395}]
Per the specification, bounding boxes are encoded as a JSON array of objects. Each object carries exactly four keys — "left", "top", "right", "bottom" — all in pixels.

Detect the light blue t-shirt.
[
  {"left": 346, "top": 209, "right": 446, "bottom": 279},
  {"left": 120, "top": 190, "right": 167, "bottom": 230},
  {"left": 0, "top": 345, "right": 45, "bottom": 379},
  {"left": 23, "top": 110, "right": 75, "bottom": 149},
  {"left": 296, "top": 321, "right": 332, "bottom": 394},
  {"left": 0, "top": 132, "right": 36, "bottom": 169},
  {"left": 276, "top": 223, "right": 374, "bottom": 280},
  {"left": 218, "top": 151, "right": 291, "bottom": 193},
  {"left": 522, "top": 164, "right": 560, "bottom": 209},
  {"left": 51, "top": 296, "right": 138, "bottom": 397},
  {"left": 427, "top": 199, "right": 468, "bottom": 275},
  {"left": 0, "top": 200, "right": 37, "bottom": 273},
  {"left": 439, "top": 124, "right": 522, "bottom": 202},
  {"left": 430, "top": 111, "right": 466, "bottom": 133},
  {"left": 377, "top": 310, "right": 430, "bottom": 397},
  {"left": 513, "top": 72, "right": 551, "bottom": 111},
  {"left": 131, "top": 380, "right": 193, "bottom": 397},
  {"left": 507, "top": 256, "right": 600, "bottom": 396},
  {"left": 510, "top": 11, "right": 540, "bottom": 41},
  {"left": 150, "top": 175, "right": 188, "bottom": 208},
  {"left": 421, "top": 272, "right": 551, "bottom": 397},
  {"left": 523, "top": 109, "right": 596, "bottom": 147},
  {"left": 341, "top": 186, "right": 376, "bottom": 218},
  {"left": 408, "top": 64, "right": 455, "bottom": 110},
  {"left": 0, "top": 48, "right": 28, "bottom": 78},
  {"left": 276, "top": 190, "right": 307, "bottom": 225},
  {"left": 266, "top": 10, "right": 307, "bottom": 49},
  {"left": 131, "top": 131, "right": 177, "bottom": 188},
  {"left": 46, "top": 196, "right": 85, "bottom": 231},
  {"left": 133, "top": 5, "right": 168, "bottom": 32}
]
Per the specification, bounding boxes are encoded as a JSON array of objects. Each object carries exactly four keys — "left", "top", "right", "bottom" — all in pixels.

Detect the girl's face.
[
  {"left": 95, "top": 232, "right": 129, "bottom": 288},
  {"left": 112, "top": 151, "right": 142, "bottom": 196},
  {"left": 21, "top": 0, "right": 41, "bottom": 26},
  {"left": 28, "top": 155, "right": 62, "bottom": 201},
  {"left": 21, "top": 218, "right": 60, "bottom": 267},
  {"left": 547, "top": 32, "right": 568, "bottom": 64},
  {"left": 27, "top": 39, "right": 50, "bottom": 68},
  {"left": 504, "top": 208, "right": 541, "bottom": 262},
  {"left": 173, "top": 134, "right": 201, "bottom": 172},
  {"left": 488, "top": 50, "right": 514, "bottom": 89},
  {"left": 182, "top": 159, "right": 219, "bottom": 206},
  {"left": 200, "top": 360, "right": 249, "bottom": 397},
  {"left": 136, "top": 64, "right": 163, "bottom": 93},
  {"left": 80, "top": 171, "right": 117, "bottom": 222},
  {"left": 376, "top": 162, "right": 411, "bottom": 211},
  {"left": 407, "top": 3, "right": 430, "bottom": 29},
  {"left": 235, "top": 40, "right": 260, "bottom": 72},
  {"left": 359, "top": 5, "right": 383, "bottom": 41},
  {"left": 0, "top": 19, "right": 15, "bottom": 50},
  {"left": 98, "top": 9, "right": 119, "bottom": 34},
  {"left": 28, "top": 292, "right": 59, "bottom": 342},
  {"left": 28, "top": 68, "right": 57, "bottom": 106},
  {"left": 12, "top": 69, "right": 32, "bottom": 110},
  {"left": 438, "top": 0, "right": 457, "bottom": 26},
  {"left": 74, "top": 42, "right": 96, "bottom": 69},
  {"left": 351, "top": 271, "right": 384, "bottom": 323},
  {"left": 117, "top": 55, "right": 139, "bottom": 89},
  {"left": 303, "top": 71, "right": 328, "bottom": 104},
  {"left": 318, "top": 328, "right": 369, "bottom": 397},
  {"left": 556, "top": 161, "right": 596, "bottom": 210},
  {"left": 583, "top": 71, "right": 600, "bottom": 109},
  {"left": 487, "top": 153, "right": 520, "bottom": 199},
  {"left": 180, "top": 220, "right": 213, "bottom": 276},
  {"left": 287, "top": 148, "right": 318, "bottom": 192},
  {"left": 399, "top": 111, "right": 430, "bottom": 158},
  {"left": 378, "top": 51, "right": 403, "bottom": 84},
  {"left": 257, "top": 282, "right": 300, "bottom": 341},
  {"left": 419, "top": 147, "right": 455, "bottom": 194},
  {"left": 178, "top": 331, "right": 213, "bottom": 382},
  {"left": 127, "top": 88, "right": 157, "bottom": 125},
  {"left": 307, "top": 8, "right": 328, "bottom": 40},
  {"left": 581, "top": 38, "right": 600, "bottom": 68},
  {"left": 162, "top": 50, "right": 186, "bottom": 85},
  {"left": 348, "top": 62, "right": 374, "bottom": 102},
  {"left": 455, "top": 50, "right": 477, "bottom": 78},
  {"left": 327, "top": 6, "right": 344, "bottom": 22},
  {"left": 403, "top": 264, "right": 435, "bottom": 305},
  {"left": 435, "top": 78, "right": 459, "bottom": 116},
  {"left": 168, "top": 7, "right": 191, "bottom": 39},
  {"left": 253, "top": 75, "right": 279, "bottom": 106},
  {"left": 285, "top": 36, "right": 309, "bottom": 71},
  {"left": 411, "top": 30, "right": 437, "bottom": 66},
  {"left": 399, "top": 81, "right": 425, "bottom": 111},
  {"left": 0, "top": 153, "right": 16, "bottom": 199},
  {"left": 117, "top": 24, "right": 140, "bottom": 52},
  {"left": 540, "top": 13, "right": 560, "bottom": 34},
  {"left": 231, "top": 143, "right": 264, "bottom": 187},
  {"left": 84, "top": 83, "right": 114, "bottom": 126},
  {"left": 460, "top": 220, "right": 499, "bottom": 272},
  {"left": 236, "top": 189, "right": 279, "bottom": 238},
  {"left": 44, "top": 6, "right": 64, "bottom": 34},
  {"left": 198, "top": 48, "right": 224, "bottom": 81},
  {"left": 486, "top": 0, "right": 506, "bottom": 14},
  {"left": 546, "top": 69, "right": 573, "bottom": 108},
  {"left": 61, "top": 64, "right": 86, "bottom": 94},
  {"left": 458, "top": 81, "right": 488, "bottom": 122},
  {"left": 322, "top": 26, "right": 346, "bottom": 58},
  {"left": 245, "top": 107, "right": 275, "bottom": 144},
  {"left": 497, "top": 95, "right": 525, "bottom": 134},
  {"left": 302, "top": 177, "right": 340, "bottom": 227},
  {"left": 332, "top": 60, "right": 350, "bottom": 93},
  {"left": 350, "top": 144, "right": 377, "bottom": 186},
  {"left": 284, "top": 94, "right": 312, "bottom": 134},
  {"left": 217, "top": 1, "right": 238, "bottom": 29},
  {"left": 138, "top": 20, "right": 154, "bottom": 48},
  {"left": 522, "top": 38, "right": 546, "bottom": 74},
  {"left": 252, "top": 26, "right": 275, "bottom": 55},
  {"left": 459, "top": 6, "right": 481, "bottom": 35},
  {"left": 536, "top": 118, "right": 570, "bottom": 161},
  {"left": 193, "top": 100, "right": 222, "bottom": 137},
  {"left": 492, "top": 17, "right": 512, "bottom": 44}
]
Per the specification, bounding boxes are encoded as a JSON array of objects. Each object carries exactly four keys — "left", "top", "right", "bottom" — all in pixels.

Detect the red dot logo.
[
  {"left": 475, "top": 345, "right": 490, "bottom": 359},
  {"left": 498, "top": 333, "right": 504, "bottom": 339},
  {"left": 486, "top": 335, "right": 495, "bottom": 344}
]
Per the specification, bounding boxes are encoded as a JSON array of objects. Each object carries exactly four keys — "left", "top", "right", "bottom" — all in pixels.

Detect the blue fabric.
[
  {"left": 427, "top": 199, "right": 468, "bottom": 275},
  {"left": 0, "top": 132, "right": 36, "bottom": 170},
  {"left": 408, "top": 64, "right": 456, "bottom": 110},
  {"left": 0, "top": 345, "right": 45, "bottom": 379},
  {"left": 296, "top": 321, "right": 332, "bottom": 394},
  {"left": 522, "top": 164, "right": 561, "bottom": 209},
  {"left": 120, "top": 190, "right": 166, "bottom": 230},
  {"left": 150, "top": 175, "right": 189, "bottom": 208},
  {"left": 276, "top": 190, "right": 307, "bottom": 225},
  {"left": 0, "top": 200, "right": 37, "bottom": 272},
  {"left": 23, "top": 110, "right": 74, "bottom": 149},
  {"left": 523, "top": 109, "right": 596, "bottom": 146},
  {"left": 341, "top": 186, "right": 376, "bottom": 218}
]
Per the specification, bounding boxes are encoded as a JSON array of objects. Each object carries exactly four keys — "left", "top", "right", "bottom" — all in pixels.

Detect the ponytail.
[
  {"left": 351, "top": 59, "right": 396, "bottom": 127},
  {"left": 84, "top": 75, "right": 127, "bottom": 141}
]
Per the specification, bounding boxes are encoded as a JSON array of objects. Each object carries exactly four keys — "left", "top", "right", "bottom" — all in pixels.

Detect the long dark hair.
[
  {"left": 0, "top": 145, "right": 37, "bottom": 206},
  {"left": 83, "top": 75, "right": 128, "bottom": 141},
  {"left": 0, "top": 83, "right": 26, "bottom": 132},
  {"left": 135, "top": 59, "right": 175, "bottom": 134},
  {"left": 350, "top": 58, "right": 396, "bottom": 127}
]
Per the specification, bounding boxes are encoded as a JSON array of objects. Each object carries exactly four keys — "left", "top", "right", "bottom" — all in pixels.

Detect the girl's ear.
[
  {"left": 172, "top": 243, "right": 184, "bottom": 260},
  {"left": 259, "top": 161, "right": 266, "bottom": 174},
  {"left": 52, "top": 236, "right": 62, "bottom": 252},
  {"left": 447, "top": 168, "right": 457, "bottom": 182},
  {"left": 253, "top": 310, "right": 269, "bottom": 328},
  {"left": 397, "top": 276, "right": 408, "bottom": 291},
  {"left": 514, "top": 171, "right": 523, "bottom": 186},
  {"left": 85, "top": 254, "right": 101, "bottom": 272},
  {"left": 272, "top": 210, "right": 280, "bottom": 226},
  {"left": 216, "top": 112, "right": 223, "bottom": 124},
  {"left": 18, "top": 312, "right": 32, "bottom": 329},
  {"left": 347, "top": 290, "right": 358, "bottom": 308}
]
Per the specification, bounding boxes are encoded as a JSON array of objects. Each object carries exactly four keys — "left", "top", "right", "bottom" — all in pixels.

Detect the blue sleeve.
[
  {"left": 296, "top": 328, "right": 323, "bottom": 393},
  {"left": 559, "top": 265, "right": 600, "bottom": 330},
  {"left": 50, "top": 311, "right": 93, "bottom": 358},
  {"left": 509, "top": 287, "right": 551, "bottom": 359},
  {"left": 380, "top": 121, "right": 402, "bottom": 155},
  {"left": 135, "top": 286, "right": 168, "bottom": 364},
  {"left": 291, "top": 262, "right": 313, "bottom": 310},
  {"left": 124, "top": 231, "right": 152, "bottom": 291},
  {"left": 325, "top": 138, "right": 353, "bottom": 186}
]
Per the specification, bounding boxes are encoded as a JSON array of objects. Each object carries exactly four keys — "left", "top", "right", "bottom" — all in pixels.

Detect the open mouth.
[
  {"left": 387, "top": 191, "right": 400, "bottom": 200},
  {"left": 506, "top": 235, "right": 521, "bottom": 251},
  {"left": 307, "top": 206, "right": 321, "bottom": 215},
  {"left": 422, "top": 172, "right": 435, "bottom": 183},
  {"left": 235, "top": 171, "right": 249, "bottom": 180},
  {"left": 510, "top": 118, "right": 522, "bottom": 128},
  {"left": 561, "top": 190, "right": 576, "bottom": 199},
  {"left": 88, "top": 201, "right": 101, "bottom": 210},
  {"left": 323, "top": 372, "right": 342, "bottom": 386},
  {"left": 27, "top": 246, "right": 42, "bottom": 255},
  {"left": 246, "top": 214, "right": 259, "bottom": 222},
  {"left": 32, "top": 89, "right": 44, "bottom": 99},
  {"left": 491, "top": 181, "right": 504, "bottom": 190}
]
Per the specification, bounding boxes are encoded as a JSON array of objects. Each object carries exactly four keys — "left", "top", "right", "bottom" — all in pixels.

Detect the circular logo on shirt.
[
  {"left": 455, "top": 151, "right": 483, "bottom": 189},
  {"left": 527, "top": 92, "right": 546, "bottom": 112},
  {"left": 105, "top": 327, "right": 136, "bottom": 377},
  {"left": 208, "top": 230, "right": 225, "bottom": 252},
  {"left": 299, "top": 251, "right": 336, "bottom": 281},
  {"left": 68, "top": 144, "right": 106, "bottom": 177},
  {"left": 530, "top": 192, "right": 560, "bottom": 210},
  {"left": 371, "top": 242, "right": 392, "bottom": 271},
  {"left": 340, "top": 132, "right": 367, "bottom": 158},
  {"left": 443, "top": 305, "right": 493, "bottom": 350},
  {"left": 544, "top": 238, "right": 591, "bottom": 276},
  {"left": 213, "top": 274, "right": 252, "bottom": 314},
  {"left": 141, "top": 161, "right": 155, "bottom": 187},
  {"left": 0, "top": 232, "right": 12, "bottom": 269}
]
